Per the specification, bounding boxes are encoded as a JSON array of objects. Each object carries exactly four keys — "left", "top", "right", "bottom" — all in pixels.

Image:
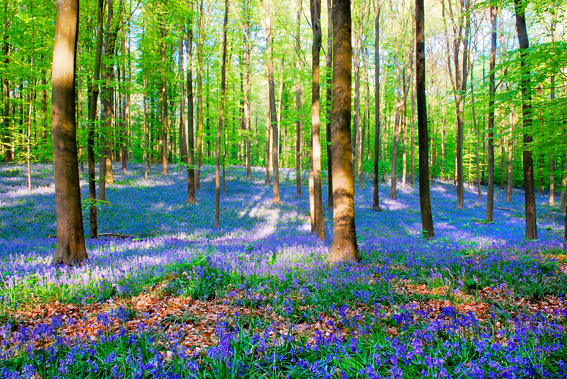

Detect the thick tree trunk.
[
  {"left": 416, "top": 0, "right": 433, "bottom": 237},
  {"left": 52, "top": 0, "right": 88, "bottom": 265},
  {"left": 143, "top": 77, "right": 149, "bottom": 182},
  {"left": 514, "top": 0, "right": 537, "bottom": 239},
  {"left": 214, "top": 0, "right": 229, "bottom": 228},
  {"left": 186, "top": 11, "right": 196, "bottom": 205},
  {"left": 372, "top": 2, "right": 381, "bottom": 211},
  {"left": 329, "top": 0, "right": 359, "bottom": 262},
  {"left": 311, "top": 0, "right": 326, "bottom": 240},
  {"left": 486, "top": 4, "right": 496, "bottom": 222}
]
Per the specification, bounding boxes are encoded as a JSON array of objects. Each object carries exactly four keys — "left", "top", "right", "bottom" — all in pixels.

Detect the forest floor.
[{"left": 0, "top": 162, "right": 566, "bottom": 378}]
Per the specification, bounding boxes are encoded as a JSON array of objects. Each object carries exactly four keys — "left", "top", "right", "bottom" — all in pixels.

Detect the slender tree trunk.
[
  {"left": 416, "top": 0, "right": 433, "bottom": 237},
  {"left": 514, "top": 0, "right": 537, "bottom": 239},
  {"left": 195, "top": 0, "right": 205, "bottom": 190},
  {"left": 359, "top": 48, "right": 369, "bottom": 190},
  {"left": 506, "top": 112, "right": 514, "bottom": 201},
  {"left": 329, "top": 0, "right": 359, "bottom": 262},
  {"left": 390, "top": 75, "right": 401, "bottom": 199},
  {"left": 372, "top": 1, "right": 381, "bottom": 211},
  {"left": 561, "top": 151, "right": 567, "bottom": 210},
  {"left": 264, "top": 0, "right": 280, "bottom": 203},
  {"left": 295, "top": 0, "right": 303, "bottom": 198},
  {"left": 243, "top": 0, "right": 252, "bottom": 181},
  {"left": 86, "top": 0, "right": 105, "bottom": 238},
  {"left": 500, "top": 134, "right": 506, "bottom": 190},
  {"left": 2, "top": 0, "right": 11, "bottom": 163},
  {"left": 470, "top": 68, "right": 481, "bottom": 201},
  {"left": 186, "top": 9, "right": 196, "bottom": 205},
  {"left": 409, "top": 74, "right": 415, "bottom": 186},
  {"left": 160, "top": 24, "right": 169, "bottom": 175},
  {"left": 326, "top": 0, "right": 333, "bottom": 208},
  {"left": 143, "top": 77, "right": 149, "bottom": 182},
  {"left": 486, "top": 4, "right": 496, "bottom": 222},
  {"left": 265, "top": 97, "right": 271, "bottom": 185},
  {"left": 214, "top": 0, "right": 229, "bottom": 228},
  {"left": 311, "top": 0, "right": 326, "bottom": 240},
  {"left": 440, "top": 108, "right": 446, "bottom": 178},
  {"left": 179, "top": 34, "right": 188, "bottom": 166},
  {"left": 99, "top": 0, "right": 117, "bottom": 201},
  {"left": 52, "top": 0, "right": 88, "bottom": 265},
  {"left": 352, "top": 12, "right": 362, "bottom": 182}
]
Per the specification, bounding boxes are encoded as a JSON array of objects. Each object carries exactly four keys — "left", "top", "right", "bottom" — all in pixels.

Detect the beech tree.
[
  {"left": 52, "top": 0, "right": 88, "bottom": 265},
  {"left": 513, "top": 0, "right": 537, "bottom": 240},
  {"left": 329, "top": 0, "right": 359, "bottom": 263}
]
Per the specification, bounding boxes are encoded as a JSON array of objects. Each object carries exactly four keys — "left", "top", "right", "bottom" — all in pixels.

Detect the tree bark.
[
  {"left": 186, "top": 8, "right": 196, "bottom": 205},
  {"left": 86, "top": 0, "right": 105, "bottom": 238},
  {"left": 214, "top": 0, "right": 229, "bottom": 228},
  {"left": 470, "top": 68, "right": 481, "bottom": 201},
  {"left": 264, "top": 0, "right": 280, "bottom": 203},
  {"left": 160, "top": 24, "right": 168, "bottom": 175},
  {"left": 372, "top": 1, "right": 381, "bottom": 211},
  {"left": 359, "top": 47, "right": 369, "bottom": 190},
  {"left": 326, "top": 0, "right": 333, "bottom": 208},
  {"left": 486, "top": 4, "right": 496, "bottom": 222},
  {"left": 506, "top": 112, "right": 513, "bottom": 201},
  {"left": 513, "top": 0, "right": 537, "bottom": 239},
  {"left": 52, "top": 0, "right": 88, "bottom": 265},
  {"left": 415, "top": 0, "right": 434, "bottom": 238},
  {"left": 329, "top": 0, "right": 359, "bottom": 263},
  {"left": 295, "top": 0, "right": 303, "bottom": 198},
  {"left": 195, "top": 0, "right": 205, "bottom": 190},
  {"left": 311, "top": 0, "right": 326, "bottom": 240},
  {"left": 243, "top": 0, "right": 252, "bottom": 181},
  {"left": 2, "top": 0, "right": 11, "bottom": 163}
]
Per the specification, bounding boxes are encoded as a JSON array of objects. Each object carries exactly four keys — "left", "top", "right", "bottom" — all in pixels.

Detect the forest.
[{"left": 0, "top": 0, "right": 567, "bottom": 377}]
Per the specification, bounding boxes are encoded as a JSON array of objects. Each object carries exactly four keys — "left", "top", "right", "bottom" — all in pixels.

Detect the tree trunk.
[
  {"left": 214, "top": 0, "right": 229, "bottom": 227},
  {"left": 470, "top": 68, "right": 481, "bottom": 201},
  {"left": 86, "top": 0, "right": 105, "bottom": 238},
  {"left": 311, "top": 0, "right": 326, "bottom": 240},
  {"left": 486, "top": 4, "right": 496, "bottom": 222},
  {"left": 179, "top": 34, "right": 188, "bottom": 166},
  {"left": 409, "top": 73, "right": 415, "bottom": 186},
  {"left": 243, "top": 0, "right": 252, "bottom": 181},
  {"left": 52, "top": 0, "right": 88, "bottom": 265},
  {"left": 416, "top": 0, "right": 433, "bottom": 237},
  {"left": 372, "top": 1, "right": 381, "bottom": 211},
  {"left": 264, "top": 0, "right": 280, "bottom": 203},
  {"left": 160, "top": 24, "right": 168, "bottom": 175},
  {"left": 329, "top": 0, "right": 359, "bottom": 262},
  {"left": 186, "top": 10, "right": 196, "bottom": 205},
  {"left": 506, "top": 112, "right": 514, "bottom": 201},
  {"left": 326, "top": 0, "right": 333, "bottom": 208},
  {"left": 195, "top": 0, "right": 205, "bottom": 190},
  {"left": 2, "top": 0, "right": 12, "bottom": 163},
  {"left": 359, "top": 48, "right": 369, "bottom": 190},
  {"left": 500, "top": 134, "right": 506, "bottom": 190},
  {"left": 295, "top": 0, "right": 303, "bottom": 198},
  {"left": 99, "top": 0, "right": 117, "bottom": 201},
  {"left": 513, "top": 0, "right": 537, "bottom": 240}
]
